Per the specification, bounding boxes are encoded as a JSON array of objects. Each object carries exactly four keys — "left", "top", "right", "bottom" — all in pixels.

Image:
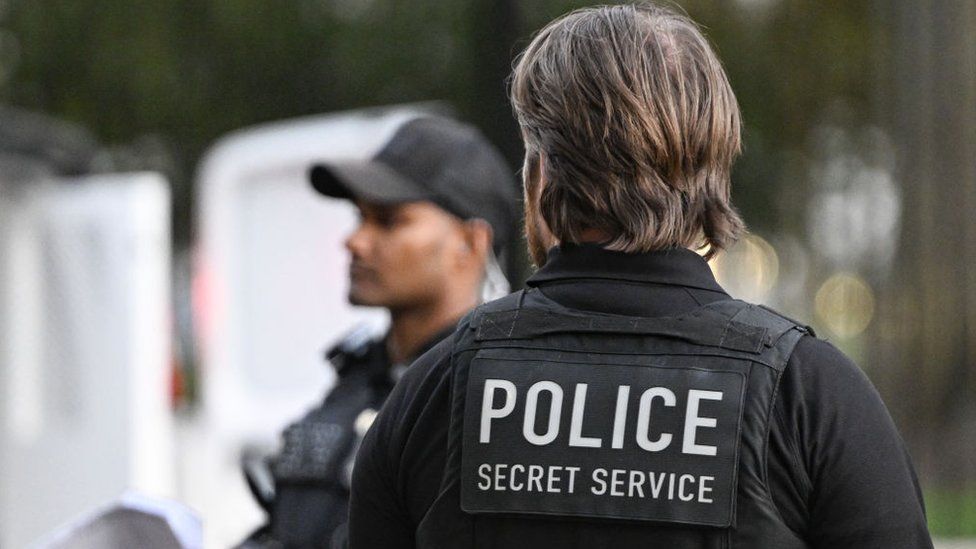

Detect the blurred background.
[{"left": 0, "top": 0, "right": 974, "bottom": 546}]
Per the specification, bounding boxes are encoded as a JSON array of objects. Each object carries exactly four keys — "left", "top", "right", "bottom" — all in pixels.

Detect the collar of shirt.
[
  {"left": 384, "top": 323, "right": 459, "bottom": 383},
  {"left": 526, "top": 242, "right": 728, "bottom": 294}
]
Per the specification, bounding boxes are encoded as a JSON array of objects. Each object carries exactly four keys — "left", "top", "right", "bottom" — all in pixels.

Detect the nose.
[{"left": 345, "top": 222, "right": 370, "bottom": 258}]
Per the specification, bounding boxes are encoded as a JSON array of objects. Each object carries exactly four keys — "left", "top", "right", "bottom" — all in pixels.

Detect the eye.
[
  {"left": 358, "top": 204, "right": 407, "bottom": 230},
  {"left": 376, "top": 213, "right": 396, "bottom": 228},
  {"left": 370, "top": 209, "right": 402, "bottom": 230}
]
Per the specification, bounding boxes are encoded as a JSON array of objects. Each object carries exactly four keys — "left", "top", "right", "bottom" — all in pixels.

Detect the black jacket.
[
  {"left": 349, "top": 244, "right": 933, "bottom": 549},
  {"left": 243, "top": 324, "right": 455, "bottom": 549}
]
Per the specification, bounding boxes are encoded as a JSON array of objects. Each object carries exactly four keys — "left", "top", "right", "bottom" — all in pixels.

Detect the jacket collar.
[{"left": 526, "top": 243, "right": 728, "bottom": 294}]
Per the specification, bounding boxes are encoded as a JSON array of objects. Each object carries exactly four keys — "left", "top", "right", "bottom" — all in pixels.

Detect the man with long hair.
[{"left": 349, "top": 5, "right": 932, "bottom": 548}]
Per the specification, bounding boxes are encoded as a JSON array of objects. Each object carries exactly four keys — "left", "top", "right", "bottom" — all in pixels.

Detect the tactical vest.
[
  {"left": 252, "top": 333, "right": 390, "bottom": 549},
  {"left": 270, "top": 336, "right": 386, "bottom": 492},
  {"left": 416, "top": 288, "right": 811, "bottom": 549}
]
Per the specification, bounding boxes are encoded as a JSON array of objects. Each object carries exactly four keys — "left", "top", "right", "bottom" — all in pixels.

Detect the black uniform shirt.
[
  {"left": 248, "top": 325, "right": 456, "bottom": 549},
  {"left": 349, "top": 244, "right": 933, "bottom": 549}
]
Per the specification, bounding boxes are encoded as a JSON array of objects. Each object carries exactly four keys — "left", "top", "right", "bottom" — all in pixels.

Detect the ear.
[{"left": 456, "top": 219, "right": 493, "bottom": 266}]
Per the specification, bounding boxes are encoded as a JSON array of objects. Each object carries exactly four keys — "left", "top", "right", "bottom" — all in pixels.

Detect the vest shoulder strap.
[
  {"left": 720, "top": 302, "right": 813, "bottom": 371},
  {"left": 461, "top": 290, "right": 813, "bottom": 370}
]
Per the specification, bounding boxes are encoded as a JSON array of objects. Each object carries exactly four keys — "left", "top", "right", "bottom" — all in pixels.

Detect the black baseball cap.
[{"left": 309, "top": 116, "right": 519, "bottom": 254}]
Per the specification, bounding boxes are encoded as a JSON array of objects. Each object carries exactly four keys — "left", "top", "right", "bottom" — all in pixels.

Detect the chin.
[{"left": 348, "top": 291, "right": 379, "bottom": 307}]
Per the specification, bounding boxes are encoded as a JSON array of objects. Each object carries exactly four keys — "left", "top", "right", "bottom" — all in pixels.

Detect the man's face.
[
  {"left": 522, "top": 152, "right": 555, "bottom": 267},
  {"left": 345, "top": 200, "right": 465, "bottom": 310}
]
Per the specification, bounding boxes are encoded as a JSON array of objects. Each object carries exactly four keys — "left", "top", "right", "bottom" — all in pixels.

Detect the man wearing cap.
[{"left": 240, "top": 115, "right": 518, "bottom": 549}]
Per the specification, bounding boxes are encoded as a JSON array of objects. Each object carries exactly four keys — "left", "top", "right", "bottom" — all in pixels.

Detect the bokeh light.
[
  {"left": 814, "top": 272, "right": 875, "bottom": 339},
  {"left": 709, "top": 234, "right": 780, "bottom": 304}
]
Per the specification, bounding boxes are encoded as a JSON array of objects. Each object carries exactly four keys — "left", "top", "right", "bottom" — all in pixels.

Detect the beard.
[
  {"left": 524, "top": 204, "right": 550, "bottom": 268},
  {"left": 522, "top": 150, "right": 555, "bottom": 268}
]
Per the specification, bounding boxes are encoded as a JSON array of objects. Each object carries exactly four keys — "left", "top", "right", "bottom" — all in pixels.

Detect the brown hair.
[{"left": 511, "top": 3, "right": 744, "bottom": 257}]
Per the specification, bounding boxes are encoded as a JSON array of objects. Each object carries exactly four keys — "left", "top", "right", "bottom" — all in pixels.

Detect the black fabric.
[
  {"left": 473, "top": 303, "right": 769, "bottom": 354},
  {"left": 348, "top": 244, "right": 934, "bottom": 549},
  {"left": 457, "top": 346, "right": 749, "bottom": 527},
  {"left": 431, "top": 289, "right": 808, "bottom": 548},
  {"left": 309, "top": 161, "right": 430, "bottom": 205},
  {"left": 243, "top": 325, "right": 455, "bottom": 549}
]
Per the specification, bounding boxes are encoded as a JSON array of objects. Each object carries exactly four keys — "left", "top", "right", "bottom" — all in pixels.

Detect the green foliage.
[
  {"left": 0, "top": 0, "right": 875, "bottom": 241},
  {"left": 926, "top": 488, "right": 976, "bottom": 538}
]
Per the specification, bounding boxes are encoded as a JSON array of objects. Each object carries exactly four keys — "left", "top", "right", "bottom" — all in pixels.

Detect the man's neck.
[
  {"left": 387, "top": 295, "right": 477, "bottom": 365},
  {"left": 576, "top": 227, "right": 612, "bottom": 243}
]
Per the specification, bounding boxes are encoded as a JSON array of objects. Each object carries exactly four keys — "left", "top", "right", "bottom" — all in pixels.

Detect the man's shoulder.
[
  {"left": 735, "top": 301, "right": 860, "bottom": 383},
  {"left": 775, "top": 326, "right": 888, "bottom": 441},
  {"left": 326, "top": 323, "right": 386, "bottom": 377},
  {"left": 786, "top": 333, "right": 873, "bottom": 392},
  {"left": 386, "top": 323, "right": 470, "bottom": 427},
  {"left": 392, "top": 292, "right": 528, "bottom": 413},
  {"left": 703, "top": 299, "right": 816, "bottom": 336},
  {"left": 396, "top": 336, "right": 455, "bottom": 394},
  {"left": 365, "top": 335, "right": 455, "bottom": 470}
]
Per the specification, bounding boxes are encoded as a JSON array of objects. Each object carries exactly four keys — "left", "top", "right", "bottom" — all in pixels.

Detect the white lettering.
[
  {"left": 628, "top": 470, "right": 646, "bottom": 498},
  {"left": 523, "top": 381, "right": 563, "bottom": 445},
  {"left": 591, "top": 468, "right": 608, "bottom": 495},
  {"left": 569, "top": 384, "right": 602, "bottom": 448},
  {"left": 683, "top": 390, "right": 723, "bottom": 456},
  {"left": 565, "top": 466, "right": 580, "bottom": 493},
  {"left": 699, "top": 475, "right": 714, "bottom": 503},
  {"left": 610, "top": 469, "right": 626, "bottom": 496},
  {"left": 611, "top": 385, "right": 630, "bottom": 449},
  {"left": 636, "top": 387, "right": 676, "bottom": 452},
  {"left": 528, "top": 465, "right": 544, "bottom": 492},
  {"left": 477, "top": 464, "right": 491, "bottom": 490},
  {"left": 648, "top": 471, "right": 666, "bottom": 498},
  {"left": 510, "top": 464, "right": 525, "bottom": 491},
  {"left": 678, "top": 474, "right": 696, "bottom": 501},
  {"left": 494, "top": 463, "right": 508, "bottom": 491},
  {"left": 547, "top": 466, "right": 562, "bottom": 493},
  {"left": 480, "top": 379, "right": 517, "bottom": 443},
  {"left": 477, "top": 465, "right": 717, "bottom": 504}
]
